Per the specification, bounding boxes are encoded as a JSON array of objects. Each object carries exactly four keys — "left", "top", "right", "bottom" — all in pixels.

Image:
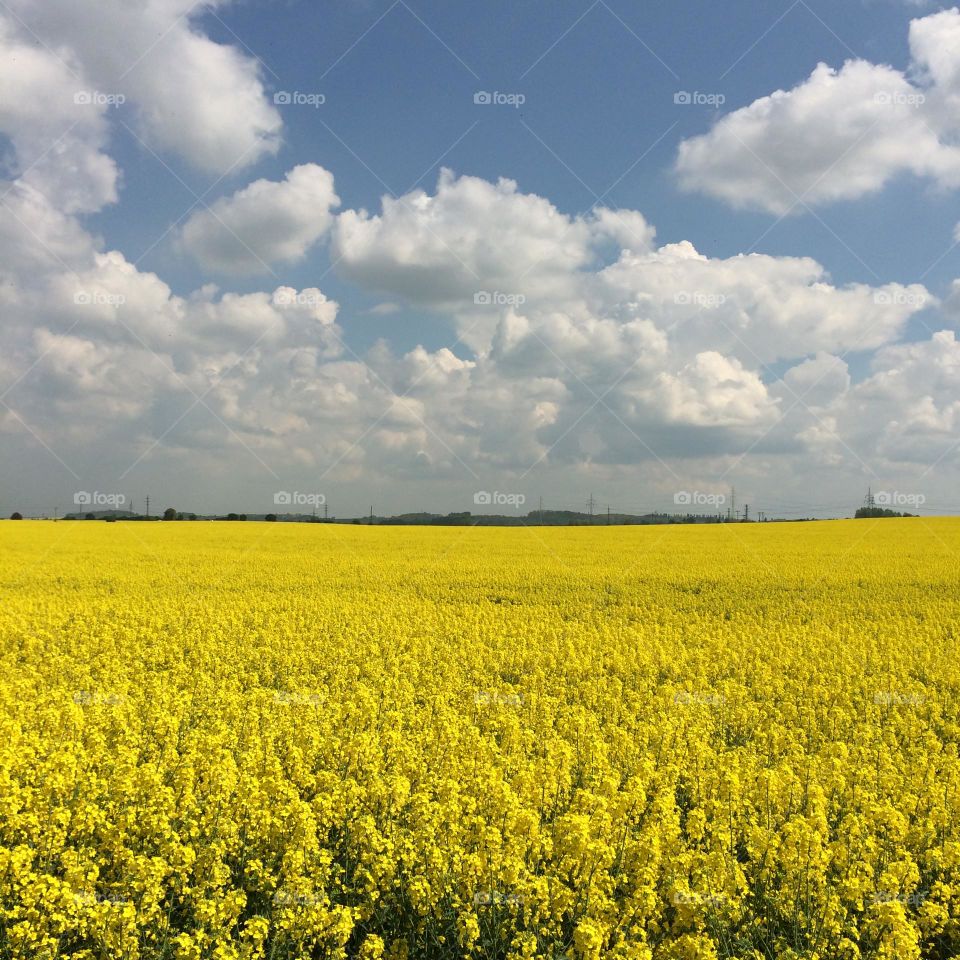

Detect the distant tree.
[
  {"left": 855, "top": 507, "right": 916, "bottom": 519},
  {"left": 86, "top": 513, "right": 95, "bottom": 520},
  {"left": 10, "top": 512, "right": 22, "bottom": 520},
  {"left": 227, "top": 513, "right": 239, "bottom": 521},
  {"left": 162, "top": 507, "right": 177, "bottom": 521},
  {"left": 265, "top": 514, "right": 277, "bottom": 522},
  {"left": 188, "top": 514, "right": 197, "bottom": 521}
]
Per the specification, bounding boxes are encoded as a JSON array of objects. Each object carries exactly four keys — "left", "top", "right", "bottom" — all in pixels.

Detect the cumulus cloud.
[
  {"left": 42, "top": 252, "right": 343, "bottom": 358},
  {"left": 2, "top": 0, "right": 281, "bottom": 175},
  {"left": 333, "top": 172, "right": 930, "bottom": 365},
  {"left": 0, "top": 18, "right": 118, "bottom": 213},
  {"left": 596, "top": 241, "right": 931, "bottom": 364},
  {"left": 648, "top": 352, "right": 778, "bottom": 428},
  {"left": 3, "top": 143, "right": 948, "bottom": 508},
  {"left": 781, "top": 352, "right": 851, "bottom": 408},
  {"left": 847, "top": 330, "right": 960, "bottom": 463},
  {"left": 675, "top": 8, "right": 960, "bottom": 213},
  {"left": 180, "top": 165, "right": 340, "bottom": 274},
  {"left": 332, "top": 169, "right": 655, "bottom": 309}
]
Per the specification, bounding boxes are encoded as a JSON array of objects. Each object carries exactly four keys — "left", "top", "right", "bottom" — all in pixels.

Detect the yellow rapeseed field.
[{"left": 1, "top": 518, "right": 959, "bottom": 960}]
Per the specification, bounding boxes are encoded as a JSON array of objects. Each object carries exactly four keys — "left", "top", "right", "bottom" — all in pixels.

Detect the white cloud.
[
  {"left": 597, "top": 242, "right": 930, "bottom": 363},
  {"left": 587, "top": 208, "right": 657, "bottom": 254},
  {"left": 781, "top": 352, "right": 851, "bottom": 408},
  {"left": 0, "top": 181, "right": 100, "bottom": 275},
  {"left": 2, "top": 166, "right": 932, "bottom": 491},
  {"left": 850, "top": 330, "right": 960, "bottom": 464},
  {"left": 332, "top": 172, "right": 929, "bottom": 375},
  {"left": 41, "top": 250, "right": 343, "bottom": 357},
  {"left": 648, "top": 351, "right": 778, "bottom": 428},
  {"left": 332, "top": 169, "right": 647, "bottom": 308},
  {"left": 0, "top": 18, "right": 118, "bottom": 213},
  {"left": 3, "top": 0, "right": 281, "bottom": 175},
  {"left": 180, "top": 165, "right": 340, "bottom": 274},
  {"left": 675, "top": 9, "right": 960, "bottom": 213}
]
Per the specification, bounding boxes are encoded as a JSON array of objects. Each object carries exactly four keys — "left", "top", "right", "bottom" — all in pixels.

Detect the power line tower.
[
  {"left": 864, "top": 487, "right": 876, "bottom": 510},
  {"left": 538, "top": 496, "right": 543, "bottom": 525},
  {"left": 586, "top": 493, "right": 596, "bottom": 521},
  {"left": 606, "top": 505, "right": 611, "bottom": 525},
  {"left": 145, "top": 496, "right": 150, "bottom": 519},
  {"left": 324, "top": 502, "right": 328, "bottom": 521},
  {"left": 743, "top": 504, "right": 749, "bottom": 522}
]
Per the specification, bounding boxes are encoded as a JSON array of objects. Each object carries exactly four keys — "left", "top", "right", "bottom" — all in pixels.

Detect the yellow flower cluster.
[{"left": 1, "top": 518, "right": 959, "bottom": 959}]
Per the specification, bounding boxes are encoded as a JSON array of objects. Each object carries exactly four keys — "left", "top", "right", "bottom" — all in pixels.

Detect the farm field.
[{"left": 1, "top": 519, "right": 959, "bottom": 960}]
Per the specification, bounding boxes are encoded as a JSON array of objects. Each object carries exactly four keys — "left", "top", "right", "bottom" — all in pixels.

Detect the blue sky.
[{"left": 1, "top": 0, "right": 959, "bottom": 518}]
